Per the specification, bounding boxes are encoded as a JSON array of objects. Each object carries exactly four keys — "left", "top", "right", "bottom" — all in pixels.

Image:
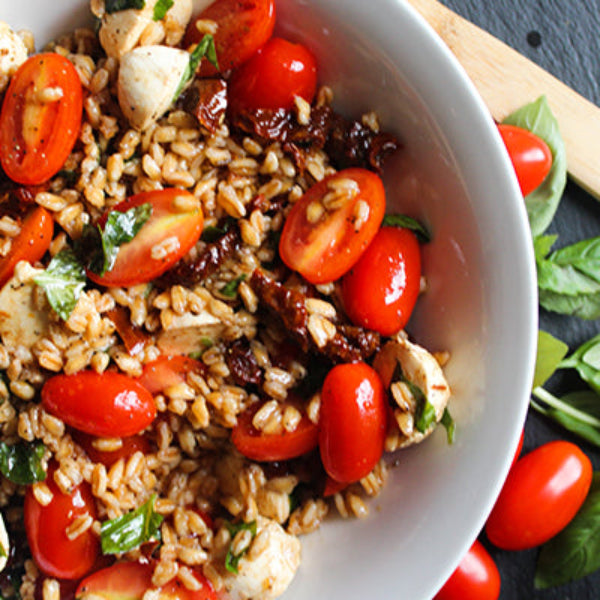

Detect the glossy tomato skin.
[
  {"left": 434, "top": 540, "right": 500, "bottom": 600},
  {"left": 279, "top": 168, "right": 386, "bottom": 284},
  {"left": 341, "top": 226, "right": 421, "bottom": 336},
  {"left": 25, "top": 467, "right": 99, "bottom": 580},
  {"left": 0, "top": 53, "right": 82, "bottom": 185},
  {"left": 319, "top": 362, "right": 387, "bottom": 483},
  {"left": 228, "top": 37, "right": 317, "bottom": 113},
  {"left": 138, "top": 355, "right": 207, "bottom": 395},
  {"left": 485, "top": 440, "right": 592, "bottom": 550},
  {"left": 184, "top": 0, "right": 276, "bottom": 77},
  {"left": 498, "top": 123, "right": 552, "bottom": 196},
  {"left": 87, "top": 189, "right": 203, "bottom": 287},
  {"left": 42, "top": 370, "right": 157, "bottom": 438}
]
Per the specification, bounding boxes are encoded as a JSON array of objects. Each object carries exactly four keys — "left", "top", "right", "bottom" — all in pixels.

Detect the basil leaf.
[
  {"left": 105, "top": 0, "right": 145, "bottom": 12},
  {"left": 225, "top": 521, "right": 257, "bottom": 574},
  {"left": 101, "top": 494, "right": 163, "bottom": 555},
  {"left": 220, "top": 275, "right": 246, "bottom": 298},
  {"left": 535, "top": 472, "right": 600, "bottom": 589},
  {"left": 403, "top": 379, "right": 436, "bottom": 433},
  {"left": 174, "top": 34, "right": 219, "bottom": 100},
  {"left": 382, "top": 214, "right": 431, "bottom": 243},
  {"left": 533, "top": 234, "right": 558, "bottom": 262},
  {"left": 0, "top": 442, "right": 46, "bottom": 485},
  {"left": 502, "top": 95, "right": 567, "bottom": 237},
  {"left": 560, "top": 333, "right": 600, "bottom": 394},
  {"left": 533, "top": 330, "right": 569, "bottom": 389},
  {"left": 440, "top": 408, "right": 455, "bottom": 444},
  {"left": 34, "top": 249, "right": 87, "bottom": 321},
  {"left": 153, "top": 0, "right": 173, "bottom": 20}
]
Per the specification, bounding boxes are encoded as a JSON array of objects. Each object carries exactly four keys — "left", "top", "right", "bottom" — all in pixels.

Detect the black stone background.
[{"left": 440, "top": 1, "right": 600, "bottom": 598}]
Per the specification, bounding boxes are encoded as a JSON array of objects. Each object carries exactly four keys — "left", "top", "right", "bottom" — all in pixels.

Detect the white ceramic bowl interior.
[{"left": 5, "top": 0, "right": 538, "bottom": 598}]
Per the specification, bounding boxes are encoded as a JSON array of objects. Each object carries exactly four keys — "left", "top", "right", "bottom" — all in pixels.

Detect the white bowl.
[{"left": 6, "top": 0, "right": 537, "bottom": 597}]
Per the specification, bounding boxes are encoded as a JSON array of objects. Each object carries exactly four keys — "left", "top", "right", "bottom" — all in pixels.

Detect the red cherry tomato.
[
  {"left": 485, "top": 440, "right": 592, "bottom": 550},
  {"left": 25, "top": 467, "right": 99, "bottom": 580},
  {"left": 0, "top": 205, "right": 53, "bottom": 287},
  {"left": 42, "top": 370, "right": 157, "bottom": 438},
  {"left": 434, "top": 540, "right": 500, "bottom": 600},
  {"left": 279, "top": 168, "right": 386, "bottom": 284},
  {"left": 319, "top": 362, "right": 387, "bottom": 483},
  {"left": 232, "top": 401, "right": 319, "bottom": 462},
  {"left": 497, "top": 124, "right": 552, "bottom": 196},
  {"left": 138, "top": 355, "right": 207, "bottom": 395},
  {"left": 0, "top": 53, "right": 82, "bottom": 185},
  {"left": 73, "top": 432, "right": 151, "bottom": 467},
  {"left": 86, "top": 189, "right": 203, "bottom": 287},
  {"left": 341, "top": 226, "right": 421, "bottom": 336},
  {"left": 228, "top": 37, "right": 317, "bottom": 113},
  {"left": 184, "top": 0, "right": 276, "bottom": 77}
]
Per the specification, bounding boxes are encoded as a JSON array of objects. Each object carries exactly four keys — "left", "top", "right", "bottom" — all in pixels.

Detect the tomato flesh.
[
  {"left": 279, "top": 168, "right": 386, "bottom": 284},
  {"left": 138, "top": 355, "right": 207, "bottom": 395},
  {"left": 42, "top": 370, "right": 157, "bottom": 438},
  {"left": 485, "top": 440, "right": 592, "bottom": 550},
  {"left": 319, "top": 362, "right": 387, "bottom": 483},
  {"left": 342, "top": 226, "right": 421, "bottom": 335},
  {"left": 0, "top": 53, "right": 82, "bottom": 185}
]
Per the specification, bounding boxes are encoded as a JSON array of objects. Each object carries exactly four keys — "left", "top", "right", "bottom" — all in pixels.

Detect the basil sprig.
[
  {"left": 225, "top": 520, "right": 257, "bottom": 574},
  {"left": 105, "top": 0, "right": 145, "bottom": 13},
  {"left": 0, "top": 442, "right": 46, "bottom": 485},
  {"left": 153, "top": 0, "right": 173, "bottom": 20},
  {"left": 174, "top": 35, "right": 219, "bottom": 100},
  {"left": 382, "top": 214, "right": 431, "bottom": 243}
]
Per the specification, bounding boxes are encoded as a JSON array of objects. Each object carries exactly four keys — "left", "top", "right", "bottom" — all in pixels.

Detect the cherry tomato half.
[
  {"left": 498, "top": 123, "right": 552, "bottom": 196},
  {"left": 138, "top": 355, "right": 207, "bottom": 395},
  {"left": 25, "top": 467, "right": 99, "bottom": 580},
  {"left": 485, "top": 440, "right": 592, "bottom": 550},
  {"left": 279, "top": 168, "right": 386, "bottom": 284},
  {"left": 73, "top": 432, "right": 151, "bottom": 467},
  {"left": 228, "top": 37, "right": 317, "bottom": 113},
  {"left": 341, "top": 226, "right": 421, "bottom": 336},
  {"left": 319, "top": 362, "right": 387, "bottom": 483},
  {"left": 184, "top": 0, "right": 276, "bottom": 77},
  {"left": 42, "top": 370, "right": 157, "bottom": 438},
  {"left": 434, "top": 540, "right": 500, "bottom": 600},
  {"left": 232, "top": 401, "right": 319, "bottom": 462},
  {"left": 0, "top": 53, "right": 83, "bottom": 185},
  {"left": 0, "top": 205, "right": 53, "bottom": 287},
  {"left": 87, "top": 188, "right": 203, "bottom": 287}
]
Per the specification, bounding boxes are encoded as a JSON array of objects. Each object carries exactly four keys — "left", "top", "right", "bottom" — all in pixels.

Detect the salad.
[{"left": 0, "top": 1, "right": 452, "bottom": 599}]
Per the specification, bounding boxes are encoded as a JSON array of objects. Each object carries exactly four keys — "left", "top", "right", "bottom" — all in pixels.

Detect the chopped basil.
[
  {"left": 34, "top": 248, "right": 87, "bottom": 321},
  {"left": 225, "top": 521, "right": 257, "bottom": 574},
  {"left": 201, "top": 218, "right": 235, "bottom": 243},
  {"left": 153, "top": 0, "right": 173, "bottom": 20},
  {"left": 105, "top": 0, "right": 145, "bottom": 13},
  {"left": 382, "top": 214, "right": 431, "bottom": 243},
  {"left": 0, "top": 540, "right": 6, "bottom": 559},
  {"left": 440, "top": 408, "right": 455, "bottom": 444},
  {"left": 174, "top": 34, "right": 219, "bottom": 100},
  {"left": 100, "top": 494, "right": 163, "bottom": 555},
  {"left": 405, "top": 379, "right": 436, "bottom": 434},
  {"left": 0, "top": 442, "right": 46, "bottom": 485},
  {"left": 220, "top": 275, "right": 246, "bottom": 298},
  {"left": 56, "top": 169, "right": 79, "bottom": 187}
]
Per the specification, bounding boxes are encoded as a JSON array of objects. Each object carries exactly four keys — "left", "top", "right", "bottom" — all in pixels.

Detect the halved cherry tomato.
[
  {"left": 341, "top": 226, "right": 421, "bottom": 336},
  {"left": 279, "top": 168, "right": 386, "bottom": 284},
  {"left": 0, "top": 205, "right": 53, "bottom": 287},
  {"left": 228, "top": 37, "right": 317, "bottom": 114},
  {"left": 138, "top": 355, "right": 207, "bottom": 395},
  {"left": 497, "top": 123, "right": 552, "bottom": 196},
  {"left": 323, "top": 475, "right": 348, "bottom": 498},
  {"left": 76, "top": 560, "right": 218, "bottom": 600},
  {"left": 25, "top": 466, "right": 99, "bottom": 580},
  {"left": 42, "top": 370, "right": 157, "bottom": 438},
  {"left": 232, "top": 400, "right": 319, "bottom": 462},
  {"left": 87, "top": 189, "right": 203, "bottom": 287},
  {"left": 434, "top": 540, "right": 500, "bottom": 600},
  {"left": 319, "top": 362, "right": 387, "bottom": 483},
  {"left": 73, "top": 432, "right": 151, "bottom": 467},
  {"left": 184, "top": 0, "right": 276, "bottom": 77},
  {"left": 485, "top": 440, "right": 592, "bottom": 550},
  {"left": 0, "top": 53, "right": 83, "bottom": 185}
]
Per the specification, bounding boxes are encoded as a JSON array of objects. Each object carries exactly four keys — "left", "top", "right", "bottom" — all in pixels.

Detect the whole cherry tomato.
[
  {"left": 319, "top": 362, "right": 387, "bottom": 483},
  {"left": 279, "top": 168, "right": 386, "bottom": 284},
  {"left": 0, "top": 205, "right": 53, "bottom": 287},
  {"left": 498, "top": 123, "right": 552, "bottom": 196},
  {"left": 42, "top": 370, "right": 157, "bottom": 438},
  {"left": 25, "top": 466, "right": 99, "bottom": 580},
  {"left": 184, "top": 0, "right": 276, "bottom": 77},
  {"left": 0, "top": 53, "right": 82, "bottom": 185},
  {"left": 341, "top": 226, "right": 421, "bottom": 336},
  {"left": 138, "top": 355, "right": 207, "bottom": 395},
  {"left": 73, "top": 432, "right": 151, "bottom": 467},
  {"left": 485, "top": 440, "right": 592, "bottom": 550},
  {"left": 228, "top": 37, "right": 317, "bottom": 113},
  {"left": 86, "top": 188, "right": 203, "bottom": 287},
  {"left": 434, "top": 540, "right": 500, "bottom": 600},
  {"left": 232, "top": 400, "right": 319, "bottom": 462}
]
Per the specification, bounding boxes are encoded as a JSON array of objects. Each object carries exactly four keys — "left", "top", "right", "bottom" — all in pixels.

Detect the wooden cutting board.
[{"left": 406, "top": 0, "right": 600, "bottom": 201}]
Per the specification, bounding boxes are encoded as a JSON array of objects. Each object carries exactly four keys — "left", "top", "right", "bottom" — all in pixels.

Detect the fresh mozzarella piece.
[
  {"left": 0, "top": 22, "right": 28, "bottom": 92},
  {"left": 118, "top": 45, "right": 190, "bottom": 131},
  {"left": 156, "top": 309, "right": 224, "bottom": 355},
  {"left": 0, "top": 512, "right": 8, "bottom": 572}
]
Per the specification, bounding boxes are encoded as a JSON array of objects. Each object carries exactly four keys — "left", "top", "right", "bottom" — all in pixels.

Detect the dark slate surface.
[{"left": 441, "top": 1, "right": 600, "bottom": 598}]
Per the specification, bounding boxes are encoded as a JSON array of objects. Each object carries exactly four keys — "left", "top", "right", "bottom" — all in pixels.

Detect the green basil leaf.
[
  {"left": 153, "top": 0, "right": 173, "bottom": 20},
  {"left": 403, "top": 379, "right": 435, "bottom": 433},
  {"left": 225, "top": 520, "right": 257, "bottom": 574},
  {"left": 105, "top": 0, "right": 145, "bottom": 12},
  {"left": 382, "top": 214, "right": 431, "bottom": 243},
  {"left": 174, "top": 35, "right": 219, "bottom": 100},
  {"left": 220, "top": 274, "right": 246, "bottom": 298},
  {"left": 34, "top": 249, "right": 87, "bottom": 321},
  {"left": 502, "top": 95, "right": 567, "bottom": 237},
  {"left": 535, "top": 472, "right": 600, "bottom": 589},
  {"left": 0, "top": 442, "right": 46, "bottom": 485},
  {"left": 56, "top": 169, "right": 79, "bottom": 187},
  {"left": 533, "top": 234, "right": 558, "bottom": 262},
  {"left": 560, "top": 333, "right": 600, "bottom": 394},
  {"left": 533, "top": 330, "right": 569, "bottom": 389},
  {"left": 440, "top": 407, "right": 455, "bottom": 444},
  {"left": 100, "top": 494, "right": 163, "bottom": 554}
]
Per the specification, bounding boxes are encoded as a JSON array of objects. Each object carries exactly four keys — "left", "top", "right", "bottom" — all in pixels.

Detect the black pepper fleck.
[{"left": 527, "top": 30, "right": 542, "bottom": 48}]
